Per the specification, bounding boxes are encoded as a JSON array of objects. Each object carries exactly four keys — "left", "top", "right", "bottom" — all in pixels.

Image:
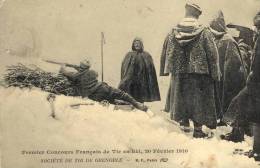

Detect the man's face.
[
  {"left": 133, "top": 41, "right": 142, "bottom": 50},
  {"left": 80, "top": 61, "right": 91, "bottom": 70}
]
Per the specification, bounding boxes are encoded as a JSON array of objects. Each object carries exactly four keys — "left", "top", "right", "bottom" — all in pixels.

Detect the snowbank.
[{"left": 0, "top": 87, "right": 259, "bottom": 168}]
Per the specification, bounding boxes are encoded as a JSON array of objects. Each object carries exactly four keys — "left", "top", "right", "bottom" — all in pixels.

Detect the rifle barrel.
[
  {"left": 43, "top": 60, "right": 63, "bottom": 65},
  {"left": 43, "top": 59, "right": 80, "bottom": 69}
]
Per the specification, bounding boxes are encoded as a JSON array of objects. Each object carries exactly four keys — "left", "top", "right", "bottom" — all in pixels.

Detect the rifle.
[{"left": 43, "top": 59, "right": 81, "bottom": 71}]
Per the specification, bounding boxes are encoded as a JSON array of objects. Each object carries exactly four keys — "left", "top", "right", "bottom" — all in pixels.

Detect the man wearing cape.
[
  {"left": 221, "top": 11, "right": 260, "bottom": 161},
  {"left": 119, "top": 38, "right": 161, "bottom": 103},
  {"left": 209, "top": 11, "right": 247, "bottom": 123},
  {"left": 163, "top": 2, "right": 221, "bottom": 138}
]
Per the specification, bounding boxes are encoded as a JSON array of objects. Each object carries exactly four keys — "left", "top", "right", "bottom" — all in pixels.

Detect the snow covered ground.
[
  {"left": 0, "top": 87, "right": 259, "bottom": 168},
  {"left": 0, "top": 1, "right": 260, "bottom": 167}
]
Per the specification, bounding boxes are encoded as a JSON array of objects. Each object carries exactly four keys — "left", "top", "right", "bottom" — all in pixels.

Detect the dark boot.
[
  {"left": 254, "top": 153, "right": 260, "bottom": 161},
  {"left": 135, "top": 102, "right": 148, "bottom": 112},
  {"left": 193, "top": 129, "right": 208, "bottom": 138},
  {"left": 247, "top": 150, "right": 260, "bottom": 161},
  {"left": 220, "top": 127, "right": 244, "bottom": 143},
  {"left": 121, "top": 93, "right": 148, "bottom": 112},
  {"left": 180, "top": 119, "right": 191, "bottom": 133},
  {"left": 193, "top": 125, "right": 208, "bottom": 138}
]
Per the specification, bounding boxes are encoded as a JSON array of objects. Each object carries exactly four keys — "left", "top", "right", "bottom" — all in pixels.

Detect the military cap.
[
  {"left": 185, "top": 2, "right": 202, "bottom": 15},
  {"left": 80, "top": 60, "right": 91, "bottom": 69}
]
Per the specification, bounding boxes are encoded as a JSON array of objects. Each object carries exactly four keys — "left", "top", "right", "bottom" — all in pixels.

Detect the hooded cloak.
[
  {"left": 224, "top": 12, "right": 260, "bottom": 124},
  {"left": 210, "top": 11, "right": 247, "bottom": 116},
  {"left": 224, "top": 33, "right": 260, "bottom": 124},
  {"left": 165, "top": 18, "right": 220, "bottom": 128},
  {"left": 118, "top": 38, "right": 161, "bottom": 102}
]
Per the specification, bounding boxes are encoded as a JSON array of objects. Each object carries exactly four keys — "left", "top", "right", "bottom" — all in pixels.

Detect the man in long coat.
[
  {"left": 221, "top": 12, "right": 260, "bottom": 161},
  {"left": 165, "top": 3, "right": 221, "bottom": 138},
  {"left": 119, "top": 38, "right": 161, "bottom": 103},
  {"left": 209, "top": 11, "right": 247, "bottom": 122}
]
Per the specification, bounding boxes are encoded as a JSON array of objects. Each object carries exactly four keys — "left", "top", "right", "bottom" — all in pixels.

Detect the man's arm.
[
  {"left": 160, "top": 34, "right": 170, "bottom": 76},
  {"left": 65, "top": 64, "right": 82, "bottom": 72},
  {"left": 203, "top": 28, "right": 221, "bottom": 81},
  {"left": 225, "top": 40, "right": 246, "bottom": 77},
  {"left": 59, "top": 65, "right": 79, "bottom": 82},
  {"left": 165, "top": 32, "right": 175, "bottom": 73}
]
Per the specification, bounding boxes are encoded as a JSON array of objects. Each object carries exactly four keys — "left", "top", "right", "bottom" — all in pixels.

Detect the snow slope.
[
  {"left": 0, "top": 87, "right": 259, "bottom": 168},
  {"left": 0, "top": 1, "right": 260, "bottom": 167}
]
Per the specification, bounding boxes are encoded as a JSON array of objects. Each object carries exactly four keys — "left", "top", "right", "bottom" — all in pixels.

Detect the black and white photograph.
[{"left": 0, "top": 0, "right": 260, "bottom": 167}]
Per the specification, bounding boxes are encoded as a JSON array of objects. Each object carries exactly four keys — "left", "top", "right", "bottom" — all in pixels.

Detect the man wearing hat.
[
  {"left": 164, "top": 2, "right": 221, "bottom": 138},
  {"left": 209, "top": 11, "right": 247, "bottom": 125},
  {"left": 221, "top": 11, "right": 260, "bottom": 161},
  {"left": 160, "top": 2, "right": 203, "bottom": 114},
  {"left": 59, "top": 60, "right": 148, "bottom": 112}
]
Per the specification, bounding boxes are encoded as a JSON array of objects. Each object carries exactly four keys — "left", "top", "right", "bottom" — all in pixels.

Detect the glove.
[{"left": 59, "top": 64, "right": 66, "bottom": 73}]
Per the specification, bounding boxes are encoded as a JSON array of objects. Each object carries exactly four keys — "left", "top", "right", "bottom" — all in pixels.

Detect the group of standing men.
[
  {"left": 115, "top": 3, "right": 257, "bottom": 140},
  {"left": 159, "top": 2, "right": 260, "bottom": 160},
  {"left": 102, "top": 1, "right": 259, "bottom": 142},
  {"left": 160, "top": 3, "right": 248, "bottom": 138},
  {"left": 59, "top": 2, "right": 260, "bottom": 161}
]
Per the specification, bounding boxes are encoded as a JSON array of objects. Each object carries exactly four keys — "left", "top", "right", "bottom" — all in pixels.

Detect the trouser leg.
[
  {"left": 164, "top": 84, "right": 171, "bottom": 112},
  {"left": 214, "top": 81, "right": 223, "bottom": 120},
  {"left": 109, "top": 87, "right": 148, "bottom": 112},
  {"left": 193, "top": 121, "right": 202, "bottom": 130}
]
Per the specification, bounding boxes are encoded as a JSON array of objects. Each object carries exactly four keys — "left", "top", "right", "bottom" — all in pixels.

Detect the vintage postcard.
[{"left": 0, "top": 0, "right": 260, "bottom": 167}]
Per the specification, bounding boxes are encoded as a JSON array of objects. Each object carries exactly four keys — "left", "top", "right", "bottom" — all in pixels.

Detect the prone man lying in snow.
[{"left": 59, "top": 60, "right": 148, "bottom": 112}]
